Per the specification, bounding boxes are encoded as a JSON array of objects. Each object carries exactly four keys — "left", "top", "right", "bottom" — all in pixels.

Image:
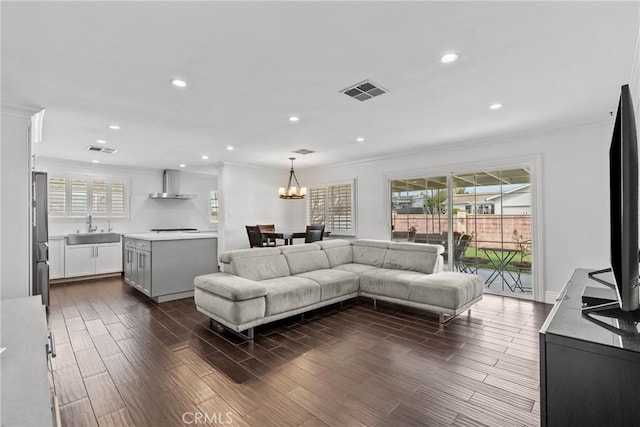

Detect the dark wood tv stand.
[{"left": 539, "top": 269, "right": 640, "bottom": 426}]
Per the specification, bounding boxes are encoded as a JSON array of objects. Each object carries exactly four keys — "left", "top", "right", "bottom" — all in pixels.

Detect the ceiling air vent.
[
  {"left": 340, "top": 79, "right": 388, "bottom": 101},
  {"left": 292, "top": 149, "right": 315, "bottom": 155},
  {"left": 86, "top": 145, "right": 118, "bottom": 154}
]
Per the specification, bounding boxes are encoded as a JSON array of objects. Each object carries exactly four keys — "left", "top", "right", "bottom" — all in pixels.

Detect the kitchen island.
[{"left": 123, "top": 232, "right": 217, "bottom": 302}]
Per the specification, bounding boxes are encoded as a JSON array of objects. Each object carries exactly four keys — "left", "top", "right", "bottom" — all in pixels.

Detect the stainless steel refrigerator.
[{"left": 32, "top": 171, "right": 49, "bottom": 307}]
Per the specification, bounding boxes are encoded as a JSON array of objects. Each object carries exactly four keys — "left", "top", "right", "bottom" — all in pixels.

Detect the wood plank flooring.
[{"left": 49, "top": 276, "right": 552, "bottom": 426}]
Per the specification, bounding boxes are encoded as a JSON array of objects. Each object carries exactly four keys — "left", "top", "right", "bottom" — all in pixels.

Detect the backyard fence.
[{"left": 392, "top": 212, "right": 531, "bottom": 249}]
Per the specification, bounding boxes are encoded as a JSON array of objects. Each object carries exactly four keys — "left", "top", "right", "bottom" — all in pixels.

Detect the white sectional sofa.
[{"left": 194, "top": 239, "right": 483, "bottom": 339}]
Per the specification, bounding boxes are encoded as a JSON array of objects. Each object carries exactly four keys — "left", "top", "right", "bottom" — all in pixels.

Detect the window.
[
  {"left": 210, "top": 191, "right": 219, "bottom": 222},
  {"left": 390, "top": 166, "right": 533, "bottom": 298},
  {"left": 306, "top": 180, "right": 355, "bottom": 235},
  {"left": 48, "top": 174, "right": 129, "bottom": 218}
]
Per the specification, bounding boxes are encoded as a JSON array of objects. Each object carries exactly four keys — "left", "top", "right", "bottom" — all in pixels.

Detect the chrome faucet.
[{"left": 87, "top": 215, "right": 97, "bottom": 233}]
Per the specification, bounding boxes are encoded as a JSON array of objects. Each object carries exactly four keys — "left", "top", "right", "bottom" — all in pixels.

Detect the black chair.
[
  {"left": 257, "top": 224, "right": 275, "bottom": 246},
  {"left": 246, "top": 225, "right": 275, "bottom": 248},
  {"left": 305, "top": 224, "right": 325, "bottom": 243}
]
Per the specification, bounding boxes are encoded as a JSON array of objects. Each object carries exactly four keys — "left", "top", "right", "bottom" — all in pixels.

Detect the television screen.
[
  {"left": 610, "top": 84, "right": 639, "bottom": 312},
  {"left": 585, "top": 85, "right": 639, "bottom": 313}
]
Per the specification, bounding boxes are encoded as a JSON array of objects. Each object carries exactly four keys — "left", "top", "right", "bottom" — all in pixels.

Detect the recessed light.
[
  {"left": 489, "top": 103, "right": 503, "bottom": 110},
  {"left": 179, "top": 164, "right": 186, "bottom": 168},
  {"left": 356, "top": 137, "right": 365, "bottom": 142},
  {"left": 108, "top": 124, "right": 120, "bottom": 130},
  {"left": 440, "top": 53, "right": 458, "bottom": 63},
  {"left": 226, "top": 146, "right": 234, "bottom": 151},
  {"left": 288, "top": 116, "right": 300, "bottom": 122},
  {"left": 96, "top": 139, "right": 107, "bottom": 144},
  {"left": 92, "top": 160, "right": 100, "bottom": 164},
  {"left": 202, "top": 155, "right": 209, "bottom": 160},
  {"left": 171, "top": 79, "right": 187, "bottom": 88}
]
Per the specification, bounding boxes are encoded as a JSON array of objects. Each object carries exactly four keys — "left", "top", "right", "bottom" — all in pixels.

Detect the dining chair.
[
  {"left": 305, "top": 224, "right": 325, "bottom": 243},
  {"left": 246, "top": 225, "right": 275, "bottom": 248},
  {"left": 257, "top": 224, "right": 276, "bottom": 246}
]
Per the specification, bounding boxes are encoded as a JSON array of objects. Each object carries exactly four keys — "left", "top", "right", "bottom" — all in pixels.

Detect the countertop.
[
  {"left": 123, "top": 231, "right": 218, "bottom": 241},
  {"left": 1, "top": 296, "right": 53, "bottom": 426}
]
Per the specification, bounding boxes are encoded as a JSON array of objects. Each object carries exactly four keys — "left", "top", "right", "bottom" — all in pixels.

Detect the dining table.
[
  {"left": 478, "top": 246, "right": 523, "bottom": 292},
  {"left": 261, "top": 231, "right": 307, "bottom": 245}
]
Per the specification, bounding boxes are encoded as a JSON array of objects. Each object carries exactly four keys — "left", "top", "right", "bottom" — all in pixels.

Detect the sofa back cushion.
[
  {"left": 383, "top": 242, "right": 444, "bottom": 274},
  {"left": 352, "top": 240, "right": 389, "bottom": 267},
  {"left": 221, "top": 248, "right": 291, "bottom": 281},
  {"left": 317, "top": 239, "right": 353, "bottom": 267},
  {"left": 280, "top": 244, "right": 330, "bottom": 275}
]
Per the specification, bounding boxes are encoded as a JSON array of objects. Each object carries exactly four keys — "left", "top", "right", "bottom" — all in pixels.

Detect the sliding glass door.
[{"left": 390, "top": 167, "right": 533, "bottom": 299}]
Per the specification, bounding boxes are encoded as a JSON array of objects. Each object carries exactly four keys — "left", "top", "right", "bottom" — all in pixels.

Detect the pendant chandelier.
[{"left": 278, "top": 157, "right": 306, "bottom": 199}]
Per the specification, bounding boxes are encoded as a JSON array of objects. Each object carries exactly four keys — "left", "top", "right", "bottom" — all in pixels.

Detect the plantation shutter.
[
  {"left": 328, "top": 184, "right": 352, "bottom": 231},
  {"left": 306, "top": 181, "right": 355, "bottom": 235},
  {"left": 91, "top": 178, "right": 108, "bottom": 215},
  {"left": 70, "top": 177, "right": 89, "bottom": 216},
  {"left": 110, "top": 179, "right": 126, "bottom": 216},
  {"left": 48, "top": 176, "right": 67, "bottom": 216},
  {"left": 307, "top": 187, "right": 327, "bottom": 225}
]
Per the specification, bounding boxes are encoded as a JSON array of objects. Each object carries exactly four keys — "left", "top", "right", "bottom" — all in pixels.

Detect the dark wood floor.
[{"left": 49, "top": 276, "right": 552, "bottom": 427}]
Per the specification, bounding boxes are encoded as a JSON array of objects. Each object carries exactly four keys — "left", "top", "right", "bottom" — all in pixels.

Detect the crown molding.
[
  {"left": 1, "top": 103, "right": 43, "bottom": 119},
  {"left": 302, "top": 116, "right": 612, "bottom": 173}
]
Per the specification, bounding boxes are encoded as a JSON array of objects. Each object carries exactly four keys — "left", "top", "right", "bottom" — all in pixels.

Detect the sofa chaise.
[{"left": 194, "top": 239, "right": 483, "bottom": 339}]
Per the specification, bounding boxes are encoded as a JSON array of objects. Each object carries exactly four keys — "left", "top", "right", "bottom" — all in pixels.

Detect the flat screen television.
[{"left": 584, "top": 84, "right": 639, "bottom": 313}]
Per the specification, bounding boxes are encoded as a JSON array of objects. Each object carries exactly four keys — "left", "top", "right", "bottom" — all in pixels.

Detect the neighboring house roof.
[
  {"left": 485, "top": 184, "right": 531, "bottom": 201},
  {"left": 446, "top": 193, "right": 500, "bottom": 205}
]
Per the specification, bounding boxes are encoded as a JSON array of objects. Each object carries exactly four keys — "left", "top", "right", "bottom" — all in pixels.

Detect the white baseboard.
[{"left": 544, "top": 291, "right": 561, "bottom": 304}]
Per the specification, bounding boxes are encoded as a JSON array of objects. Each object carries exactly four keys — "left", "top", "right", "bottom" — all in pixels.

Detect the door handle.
[{"left": 47, "top": 331, "right": 56, "bottom": 358}]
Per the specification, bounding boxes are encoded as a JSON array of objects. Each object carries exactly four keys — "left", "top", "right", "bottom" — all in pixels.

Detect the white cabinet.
[
  {"left": 95, "top": 243, "right": 122, "bottom": 274},
  {"left": 64, "top": 241, "right": 122, "bottom": 278},
  {"left": 48, "top": 237, "right": 65, "bottom": 279},
  {"left": 64, "top": 245, "right": 94, "bottom": 277}
]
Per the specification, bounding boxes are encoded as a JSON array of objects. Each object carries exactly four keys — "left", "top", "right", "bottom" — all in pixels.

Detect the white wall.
[
  {"left": 295, "top": 120, "right": 614, "bottom": 302},
  {"left": 1, "top": 108, "right": 33, "bottom": 299},
  {"left": 35, "top": 158, "right": 218, "bottom": 235},
  {"left": 217, "top": 162, "right": 305, "bottom": 252}
]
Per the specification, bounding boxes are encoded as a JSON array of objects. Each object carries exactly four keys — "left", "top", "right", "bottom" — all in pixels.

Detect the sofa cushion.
[
  {"left": 280, "top": 244, "right": 330, "bottom": 275},
  {"left": 194, "top": 273, "right": 267, "bottom": 301},
  {"left": 359, "top": 268, "right": 427, "bottom": 300},
  {"left": 352, "top": 240, "right": 389, "bottom": 267},
  {"left": 333, "top": 263, "right": 380, "bottom": 275},
  {"left": 317, "top": 240, "right": 354, "bottom": 267},
  {"left": 383, "top": 243, "right": 444, "bottom": 275},
  {"left": 230, "top": 254, "right": 290, "bottom": 281},
  {"left": 260, "top": 276, "right": 321, "bottom": 316},
  {"left": 409, "top": 272, "right": 484, "bottom": 310},
  {"left": 296, "top": 269, "right": 360, "bottom": 301}
]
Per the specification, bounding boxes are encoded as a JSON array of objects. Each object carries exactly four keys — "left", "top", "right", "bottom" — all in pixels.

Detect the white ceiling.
[{"left": 2, "top": 1, "right": 639, "bottom": 174}]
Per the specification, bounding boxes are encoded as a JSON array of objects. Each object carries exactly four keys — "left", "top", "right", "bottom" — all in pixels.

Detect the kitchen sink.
[{"left": 65, "top": 233, "right": 121, "bottom": 245}]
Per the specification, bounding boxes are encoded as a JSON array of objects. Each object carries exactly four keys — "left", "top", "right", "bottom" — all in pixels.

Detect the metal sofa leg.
[
  {"left": 209, "top": 319, "right": 254, "bottom": 341},
  {"left": 373, "top": 298, "right": 377, "bottom": 309}
]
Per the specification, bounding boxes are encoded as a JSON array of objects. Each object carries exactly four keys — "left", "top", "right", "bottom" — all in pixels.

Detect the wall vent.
[
  {"left": 86, "top": 145, "right": 118, "bottom": 154},
  {"left": 340, "top": 79, "right": 388, "bottom": 101},
  {"left": 292, "top": 149, "right": 315, "bottom": 155}
]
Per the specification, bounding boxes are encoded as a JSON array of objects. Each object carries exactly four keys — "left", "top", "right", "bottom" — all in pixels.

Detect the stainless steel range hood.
[{"left": 149, "top": 170, "right": 196, "bottom": 199}]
